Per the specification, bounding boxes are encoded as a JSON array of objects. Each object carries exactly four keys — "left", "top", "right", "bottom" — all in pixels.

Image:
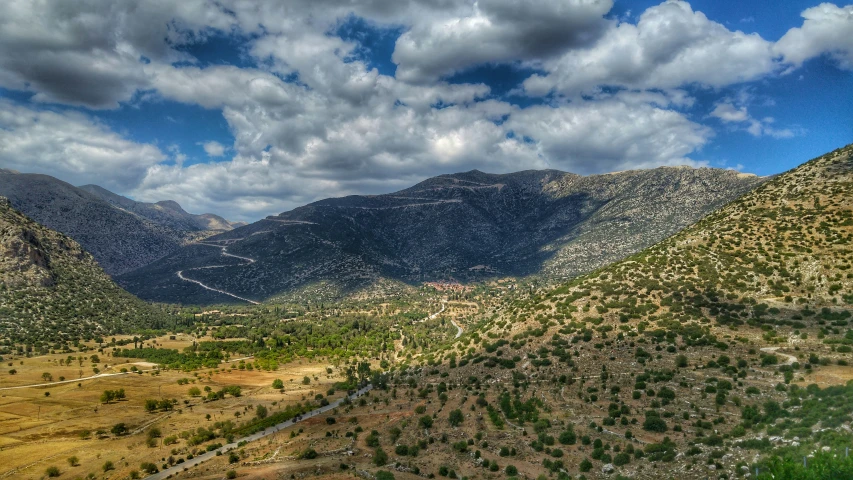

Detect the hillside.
[
  {"left": 389, "top": 143, "right": 853, "bottom": 479},
  {"left": 0, "top": 171, "right": 239, "bottom": 275},
  {"left": 0, "top": 197, "right": 171, "bottom": 346},
  {"left": 79, "top": 184, "right": 245, "bottom": 232},
  {"left": 119, "top": 166, "right": 764, "bottom": 305}
]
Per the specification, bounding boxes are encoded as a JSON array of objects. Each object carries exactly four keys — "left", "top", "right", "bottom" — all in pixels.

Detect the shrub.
[
  {"left": 45, "top": 466, "right": 60, "bottom": 477},
  {"left": 448, "top": 409, "right": 464, "bottom": 426},
  {"left": 373, "top": 447, "right": 388, "bottom": 466},
  {"left": 643, "top": 415, "right": 668, "bottom": 432}
]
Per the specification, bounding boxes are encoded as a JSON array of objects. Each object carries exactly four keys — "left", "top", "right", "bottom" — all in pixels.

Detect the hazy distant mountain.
[
  {"left": 120, "top": 166, "right": 765, "bottom": 305},
  {"left": 0, "top": 197, "right": 169, "bottom": 343},
  {"left": 0, "top": 171, "right": 241, "bottom": 275},
  {"left": 79, "top": 184, "right": 245, "bottom": 232}
]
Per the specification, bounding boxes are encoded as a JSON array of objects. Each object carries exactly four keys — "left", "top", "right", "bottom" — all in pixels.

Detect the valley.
[
  {"left": 3, "top": 2, "right": 852, "bottom": 479},
  {"left": 0, "top": 144, "right": 852, "bottom": 480}
]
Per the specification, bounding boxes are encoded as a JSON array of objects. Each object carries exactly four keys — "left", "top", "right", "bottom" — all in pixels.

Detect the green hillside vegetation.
[
  {"left": 392, "top": 144, "right": 853, "bottom": 478},
  {"left": 0, "top": 197, "right": 172, "bottom": 350}
]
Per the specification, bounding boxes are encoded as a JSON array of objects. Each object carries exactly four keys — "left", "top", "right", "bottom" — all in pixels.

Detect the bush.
[
  {"left": 45, "top": 466, "right": 60, "bottom": 477},
  {"left": 643, "top": 415, "right": 668, "bottom": 432},
  {"left": 226, "top": 470, "right": 237, "bottom": 479},
  {"left": 376, "top": 471, "right": 395, "bottom": 480},
  {"left": 505, "top": 465, "right": 518, "bottom": 475},
  {"left": 579, "top": 458, "right": 593, "bottom": 472},
  {"left": 559, "top": 428, "right": 577, "bottom": 445},
  {"left": 373, "top": 447, "right": 388, "bottom": 466}
]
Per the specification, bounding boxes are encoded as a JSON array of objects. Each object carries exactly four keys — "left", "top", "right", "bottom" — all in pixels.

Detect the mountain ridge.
[
  {"left": 119, "top": 164, "right": 765, "bottom": 305},
  {"left": 0, "top": 171, "right": 241, "bottom": 275}
]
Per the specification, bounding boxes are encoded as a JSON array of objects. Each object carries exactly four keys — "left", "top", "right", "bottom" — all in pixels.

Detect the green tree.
[
  {"left": 272, "top": 379, "right": 284, "bottom": 389},
  {"left": 373, "top": 447, "right": 388, "bottom": 466},
  {"left": 100, "top": 390, "right": 115, "bottom": 404},
  {"left": 643, "top": 414, "right": 668, "bottom": 432},
  {"left": 256, "top": 405, "right": 268, "bottom": 419},
  {"left": 376, "top": 471, "right": 395, "bottom": 480},
  {"left": 448, "top": 409, "right": 464, "bottom": 426}
]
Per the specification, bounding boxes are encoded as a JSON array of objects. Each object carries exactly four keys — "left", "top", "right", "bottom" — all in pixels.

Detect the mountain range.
[
  {"left": 119, "top": 166, "right": 765, "bottom": 305},
  {"left": 0, "top": 171, "right": 242, "bottom": 276}
]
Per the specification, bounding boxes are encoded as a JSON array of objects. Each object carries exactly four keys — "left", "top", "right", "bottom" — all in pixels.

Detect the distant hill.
[
  {"left": 79, "top": 184, "right": 245, "bottom": 232},
  {"left": 0, "top": 197, "right": 170, "bottom": 344},
  {"left": 0, "top": 171, "right": 240, "bottom": 275},
  {"left": 119, "top": 165, "right": 765, "bottom": 304}
]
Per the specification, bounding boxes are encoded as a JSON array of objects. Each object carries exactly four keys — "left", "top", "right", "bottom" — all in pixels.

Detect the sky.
[{"left": 0, "top": 1, "right": 851, "bottom": 222}]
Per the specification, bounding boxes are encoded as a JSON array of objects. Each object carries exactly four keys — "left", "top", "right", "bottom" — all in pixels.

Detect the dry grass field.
[{"left": 0, "top": 335, "right": 354, "bottom": 480}]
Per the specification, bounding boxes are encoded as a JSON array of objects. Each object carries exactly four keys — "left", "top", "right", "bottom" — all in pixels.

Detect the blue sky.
[{"left": 0, "top": 0, "right": 851, "bottom": 221}]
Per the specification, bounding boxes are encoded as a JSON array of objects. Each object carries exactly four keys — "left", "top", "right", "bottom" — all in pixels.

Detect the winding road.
[
  {"left": 760, "top": 347, "right": 798, "bottom": 365},
  {"left": 176, "top": 243, "right": 259, "bottom": 304},
  {"left": 450, "top": 318, "right": 463, "bottom": 339},
  {"left": 144, "top": 384, "right": 373, "bottom": 480}
]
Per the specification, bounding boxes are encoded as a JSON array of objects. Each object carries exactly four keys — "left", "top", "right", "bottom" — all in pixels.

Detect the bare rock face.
[
  {"left": 0, "top": 171, "right": 240, "bottom": 275},
  {"left": 120, "top": 166, "right": 765, "bottom": 305}
]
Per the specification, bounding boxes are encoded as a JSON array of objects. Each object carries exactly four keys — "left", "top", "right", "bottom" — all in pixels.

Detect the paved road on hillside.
[
  {"left": 144, "top": 384, "right": 373, "bottom": 480},
  {"left": 175, "top": 243, "right": 260, "bottom": 304},
  {"left": 450, "top": 318, "right": 463, "bottom": 338}
]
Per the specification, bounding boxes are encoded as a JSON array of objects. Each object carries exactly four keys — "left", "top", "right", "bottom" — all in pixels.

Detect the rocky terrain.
[
  {"left": 0, "top": 197, "right": 170, "bottom": 345},
  {"left": 386, "top": 143, "right": 853, "bottom": 479},
  {"left": 0, "top": 171, "right": 240, "bottom": 275},
  {"left": 79, "top": 184, "right": 244, "bottom": 233},
  {"left": 120, "top": 166, "right": 764, "bottom": 305}
]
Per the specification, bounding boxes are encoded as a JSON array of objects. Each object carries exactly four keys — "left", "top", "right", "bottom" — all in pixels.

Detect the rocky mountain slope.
[
  {"left": 402, "top": 143, "right": 853, "bottom": 479},
  {"left": 79, "top": 184, "right": 245, "bottom": 232},
  {"left": 0, "top": 171, "right": 240, "bottom": 275},
  {"left": 0, "top": 197, "right": 170, "bottom": 345},
  {"left": 119, "top": 166, "right": 764, "bottom": 305}
]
